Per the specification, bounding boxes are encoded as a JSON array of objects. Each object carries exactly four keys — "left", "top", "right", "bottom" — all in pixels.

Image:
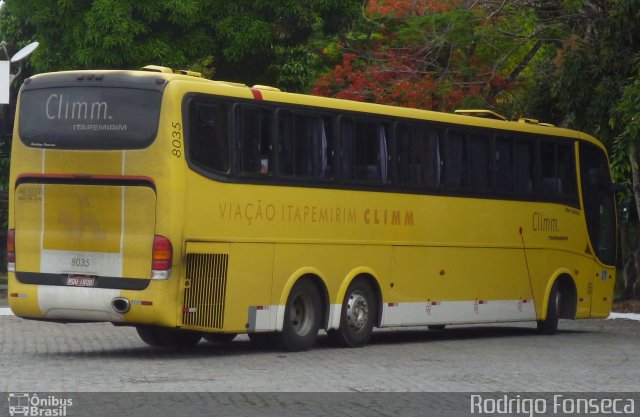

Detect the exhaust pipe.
[{"left": 112, "top": 297, "right": 130, "bottom": 314}]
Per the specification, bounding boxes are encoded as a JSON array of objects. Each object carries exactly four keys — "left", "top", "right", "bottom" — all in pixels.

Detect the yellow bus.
[{"left": 7, "top": 66, "right": 617, "bottom": 351}]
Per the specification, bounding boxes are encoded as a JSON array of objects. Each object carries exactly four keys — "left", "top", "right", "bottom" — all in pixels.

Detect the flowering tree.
[{"left": 313, "top": 0, "right": 548, "bottom": 112}]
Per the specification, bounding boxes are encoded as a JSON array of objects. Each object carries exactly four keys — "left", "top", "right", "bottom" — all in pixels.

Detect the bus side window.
[
  {"left": 321, "top": 117, "right": 334, "bottom": 179},
  {"left": 538, "top": 139, "right": 578, "bottom": 202},
  {"left": 426, "top": 128, "right": 442, "bottom": 188},
  {"left": 468, "top": 134, "right": 490, "bottom": 191},
  {"left": 396, "top": 123, "right": 414, "bottom": 184},
  {"left": 188, "top": 102, "right": 229, "bottom": 174},
  {"left": 540, "top": 140, "right": 557, "bottom": 195},
  {"left": 397, "top": 123, "right": 441, "bottom": 188},
  {"left": 557, "top": 142, "right": 577, "bottom": 198},
  {"left": 340, "top": 118, "right": 354, "bottom": 180},
  {"left": 494, "top": 136, "right": 513, "bottom": 193},
  {"left": 278, "top": 110, "right": 295, "bottom": 176},
  {"left": 444, "top": 130, "right": 467, "bottom": 190},
  {"left": 340, "top": 118, "right": 389, "bottom": 184},
  {"left": 239, "top": 107, "right": 273, "bottom": 176},
  {"left": 278, "top": 111, "right": 333, "bottom": 180},
  {"left": 514, "top": 140, "right": 535, "bottom": 194}
]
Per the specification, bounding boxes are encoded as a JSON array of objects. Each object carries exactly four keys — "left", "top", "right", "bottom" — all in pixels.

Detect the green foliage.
[
  {"left": 526, "top": 0, "right": 640, "bottom": 142},
  {"left": 0, "top": 0, "right": 361, "bottom": 90},
  {"left": 0, "top": 0, "right": 213, "bottom": 71},
  {"left": 611, "top": 64, "right": 640, "bottom": 184},
  {"left": 312, "top": 1, "right": 552, "bottom": 113},
  {"left": 0, "top": 0, "right": 363, "bottom": 206},
  {"left": 524, "top": 0, "right": 640, "bottom": 300}
]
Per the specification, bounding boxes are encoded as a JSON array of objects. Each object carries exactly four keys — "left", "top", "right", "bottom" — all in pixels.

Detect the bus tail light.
[
  {"left": 7, "top": 229, "right": 15, "bottom": 272},
  {"left": 151, "top": 235, "right": 172, "bottom": 280}
]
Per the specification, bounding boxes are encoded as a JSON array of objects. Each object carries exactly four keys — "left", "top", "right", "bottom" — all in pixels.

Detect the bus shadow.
[
  {"left": 364, "top": 326, "right": 540, "bottom": 345},
  {"left": 41, "top": 324, "right": 591, "bottom": 359},
  {"left": 362, "top": 325, "right": 591, "bottom": 345}
]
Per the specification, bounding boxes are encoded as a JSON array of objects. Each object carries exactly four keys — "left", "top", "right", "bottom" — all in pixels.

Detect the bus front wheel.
[
  {"left": 329, "top": 279, "right": 376, "bottom": 348},
  {"left": 537, "top": 282, "right": 561, "bottom": 335},
  {"left": 276, "top": 279, "right": 321, "bottom": 352},
  {"left": 136, "top": 326, "right": 202, "bottom": 348}
]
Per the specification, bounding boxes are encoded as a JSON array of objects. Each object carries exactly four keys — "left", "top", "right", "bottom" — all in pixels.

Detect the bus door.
[{"left": 579, "top": 142, "right": 617, "bottom": 317}]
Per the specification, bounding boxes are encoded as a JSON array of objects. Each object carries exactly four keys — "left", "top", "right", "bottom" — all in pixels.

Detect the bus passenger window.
[
  {"left": 321, "top": 117, "right": 334, "bottom": 178},
  {"left": 444, "top": 130, "right": 467, "bottom": 190},
  {"left": 494, "top": 137, "right": 513, "bottom": 193},
  {"left": 239, "top": 107, "right": 273, "bottom": 176},
  {"left": 514, "top": 141, "right": 535, "bottom": 194},
  {"left": 557, "top": 143, "right": 577, "bottom": 198},
  {"left": 397, "top": 123, "right": 441, "bottom": 188},
  {"left": 468, "top": 134, "right": 490, "bottom": 191},
  {"left": 340, "top": 118, "right": 389, "bottom": 183},
  {"left": 188, "top": 102, "right": 229, "bottom": 174},
  {"left": 540, "top": 140, "right": 557, "bottom": 195},
  {"left": 278, "top": 111, "right": 333, "bottom": 180},
  {"left": 278, "top": 111, "right": 295, "bottom": 176}
]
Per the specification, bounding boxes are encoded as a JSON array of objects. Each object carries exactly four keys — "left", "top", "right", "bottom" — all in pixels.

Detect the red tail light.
[
  {"left": 7, "top": 229, "right": 15, "bottom": 272},
  {"left": 152, "top": 235, "right": 172, "bottom": 272}
]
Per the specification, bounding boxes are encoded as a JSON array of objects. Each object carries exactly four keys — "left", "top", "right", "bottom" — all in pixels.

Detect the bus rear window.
[{"left": 19, "top": 86, "right": 162, "bottom": 150}]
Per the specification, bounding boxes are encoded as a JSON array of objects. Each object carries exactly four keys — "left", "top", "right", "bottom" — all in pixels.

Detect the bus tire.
[
  {"left": 136, "top": 326, "right": 202, "bottom": 348},
  {"left": 537, "top": 282, "right": 561, "bottom": 335},
  {"left": 276, "top": 279, "right": 321, "bottom": 352},
  {"left": 203, "top": 333, "right": 237, "bottom": 344},
  {"left": 329, "top": 279, "right": 376, "bottom": 348}
]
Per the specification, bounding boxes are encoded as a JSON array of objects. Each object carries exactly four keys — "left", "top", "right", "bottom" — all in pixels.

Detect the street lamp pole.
[{"left": 1, "top": 41, "right": 39, "bottom": 104}]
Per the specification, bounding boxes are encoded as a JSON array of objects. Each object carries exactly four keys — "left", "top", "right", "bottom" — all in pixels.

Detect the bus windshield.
[{"left": 19, "top": 86, "right": 162, "bottom": 150}]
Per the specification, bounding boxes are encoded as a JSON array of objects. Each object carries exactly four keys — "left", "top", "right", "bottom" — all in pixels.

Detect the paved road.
[{"left": 1, "top": 314, "right": 639, "bottom": 393}]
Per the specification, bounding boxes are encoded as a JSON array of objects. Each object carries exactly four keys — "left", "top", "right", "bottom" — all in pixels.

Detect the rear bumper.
[
  {"left": 15, "top": 272, "right": 150, "bottom": 290},
  {"left": 8, "top": 272, "right": 179, "bottom": 327}
]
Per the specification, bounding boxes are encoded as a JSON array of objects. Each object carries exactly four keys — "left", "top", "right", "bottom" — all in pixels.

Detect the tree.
[
  {"left": 525, "top": 0, "right": 640, "bottom": 299},
  {"left": 0, "top": 0, "right": 361, "bottom": 91},
  {"left": 0, "top": 0, "right": 362, "bottom": 233},
  {"left": 312, "top": 0, "right": 553, "bottom": 113}
]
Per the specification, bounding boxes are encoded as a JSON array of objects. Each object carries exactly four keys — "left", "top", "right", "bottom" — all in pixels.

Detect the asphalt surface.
[{"left": 1, "top": 312, "right": 638, "bottom": 393}]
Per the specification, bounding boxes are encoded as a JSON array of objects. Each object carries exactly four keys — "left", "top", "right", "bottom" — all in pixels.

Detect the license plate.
[{"left": 66, "top": 276, "right": 96, "bottom": 287}]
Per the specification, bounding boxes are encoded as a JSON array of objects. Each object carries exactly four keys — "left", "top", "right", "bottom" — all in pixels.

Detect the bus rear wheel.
[
  {"left": 537, "top": 282, "right": 561, "bottom": 335},
  {"left": 275, "top": 279, "right": 321, "bottom": 352},
  {"left": 136, "top": 326, "right": 202, "bottom": 348},
  {"left": 329, "top": 279, "right": 376, "bottom": 348}
]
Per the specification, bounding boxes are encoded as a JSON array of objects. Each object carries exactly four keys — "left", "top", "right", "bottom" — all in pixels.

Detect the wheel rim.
[
  {"left": 346, "top": 290, "right": 369, "bottom": 332},
  {"left": 290, "top": 292, "right": 314, "bottom": 336}
]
